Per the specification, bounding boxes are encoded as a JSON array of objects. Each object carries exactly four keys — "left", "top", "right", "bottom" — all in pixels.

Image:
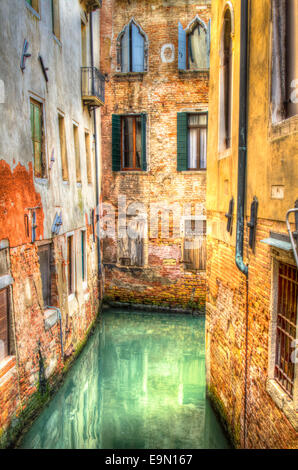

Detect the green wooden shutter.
[
  {"left": 177, "top": 112, "right": 188, "bottom": 171},
  {"left": 112, "top": 114, "right": 121, "bottom": 171},
  {"left": 141, "top": 113, "right": 147, "bottom": 171}
]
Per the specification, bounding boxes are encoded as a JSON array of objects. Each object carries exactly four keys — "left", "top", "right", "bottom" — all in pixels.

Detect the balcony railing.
[{"left": 81, "top": 67, "right": 105, "bottom": 108}]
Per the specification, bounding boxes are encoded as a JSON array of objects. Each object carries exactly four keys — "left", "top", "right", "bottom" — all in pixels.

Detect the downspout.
[
  {"left": 237, "top": 0, "right": 249, "bottom": 449},
  {"left": 90, "top": 11, "right": 102, "bottom": 276},
  {"left": 236, "top": 0, "right": 249, "bottom": 277}
]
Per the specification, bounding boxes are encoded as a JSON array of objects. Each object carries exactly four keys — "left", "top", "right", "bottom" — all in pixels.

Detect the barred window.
[{"left": 275, "top": 262, "right": 298, "bottom": 398}]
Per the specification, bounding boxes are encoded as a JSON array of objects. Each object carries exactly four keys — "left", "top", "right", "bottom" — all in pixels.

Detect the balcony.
[{"left": 81, "top": 67, "right": 105, "bottom": 108}]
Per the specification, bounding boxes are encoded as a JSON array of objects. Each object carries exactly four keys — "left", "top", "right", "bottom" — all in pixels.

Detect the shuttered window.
[
  {"left": 38, "top": 244, "right": 51, "bottom": 307},
  {"left": 30, "top": 99, "right": 46, "bottom": 178},
  {"left": 67, "top": 235, "right": 74, "bottom": 295},
  {"left": 112, "top": 114, "right": 147, "bottom": 171},
  {"left": 0, "top": 288, "right": 9, "bottom": 362},
  {"left": 183, "top": 219, "right": 206, "bottom": 271},
  {"left": 120, "top": 22, "right": 145, "bottom": 73},
  {"left": 81, "top": 230, "right": 87, "bottom": 283},
  {"left": 179, "top": 19, "right": 211, "bottom": 71},
  {"left": 177, "top": 113, "right": 208, "bottom": 171},
  {"left": 73, "top": 125, "right": 81, "bottom": 183},
  {"left": 58, "top": 114, "right": 69, "bottom": 181},
  {"left": 119, "top": 217, "right": 145, "bottom": 267}
]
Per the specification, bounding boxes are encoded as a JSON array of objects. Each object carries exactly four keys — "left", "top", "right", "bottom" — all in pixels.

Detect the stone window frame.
[
  {"left": 116, "top": 18, "right": 149, "bottom": 74},
  {"left": 80, "top": 228, "right": 88, "bottom": 292},
  {"left": 117, "top": 207, "right": 148, "bottom": 268},
  {"left": 66, "top": 232, "right": 76, "bottom": 302},
  {"left": 267, "top": 250, "right": 298, "bottom": 431},
  {"left": 180, "top": 215, "right": 207, "bottom": 272},
  {"left": 218, "top": 1, "right": 235, "bottom": 158},
  {"left": 185, "top": 15, "right": 209, "bottom": 72},
  {"left": 268, "top": 1, "right": 298, "bottom": 141},
  {"left": 25, "top": 0, "right": 41, "bottom": 20}
]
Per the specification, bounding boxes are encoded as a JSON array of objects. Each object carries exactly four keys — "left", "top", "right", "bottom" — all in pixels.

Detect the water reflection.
[{"left": 20, "top": 309, "right": 230, "bottom": 449}]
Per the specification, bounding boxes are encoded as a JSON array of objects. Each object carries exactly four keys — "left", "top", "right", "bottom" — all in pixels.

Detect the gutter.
[
  {"left": 235, "top": 0, "right": 249, "bottom": 277},
  {"left": 90, "top": 11, "right": 102, "bottom": 276}
]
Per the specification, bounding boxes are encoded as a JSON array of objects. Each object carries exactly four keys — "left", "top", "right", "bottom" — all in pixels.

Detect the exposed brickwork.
[
  {"left": 206, "top": 214, "right": 298, "bottom": 448},
  {"left": 101, "top": 0, "right": 210, "bottom": 308}
]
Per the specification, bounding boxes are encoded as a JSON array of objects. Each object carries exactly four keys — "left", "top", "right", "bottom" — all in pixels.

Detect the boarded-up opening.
[
  {"left": 38, "top": 244, "right": 52, "bottom": 307},
  {"left": 183, "top": 219, "right": 206, "bottom": 271},
  {"left": 119, "top": 217, "right": 145, "bottom": 267}
]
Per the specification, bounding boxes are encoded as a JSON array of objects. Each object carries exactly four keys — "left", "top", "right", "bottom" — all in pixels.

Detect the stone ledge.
[{"left": 266, "top": 379, "right": 298, "bottom": 432}]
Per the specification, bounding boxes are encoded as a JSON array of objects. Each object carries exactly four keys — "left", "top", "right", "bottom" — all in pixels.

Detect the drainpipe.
[
  {"left": 90, "top": 11, "right": 102, "bottom": 276},
  {"left": 235, "top": 0, "right": 249, "bottom": 277}
]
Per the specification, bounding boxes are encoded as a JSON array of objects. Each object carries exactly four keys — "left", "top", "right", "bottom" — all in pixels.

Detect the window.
[
  {"left": 112, "top": 114, "right": 147, "bottom": 172},
  {"left": 85, "top": 132, "right": 92, "bottom": 184},
  {"left": 30, "top": 99, "right": 46, "bottom": 178},
  {"left": 26, "top": 0, "right": 39, "bottom": 13},
  {"left": 81, "top": 230, "right": 87, "bottom": 283},
  {"left": 0, "top": 288, "right": 10, "bottom": 362},
  {"left": 177, "top": 113, "right": 208, "bottom": 171},
  {"left": 183, "top": 218, "right": 206, "bottom": 271},
  {"left": 219, "top": 8, "right": 233, "bottom": 151},
  {"left": 51, "top": 0, "right": 60, "bottom": 40},
  {"left": 178, "top": 17, "right": 211, "bottom": 71},
  {"left": 188, "top": 114, "right": 207, "bottom": 170},
  {"left": 274, "top": 262, "right": 297, "bottom": 398},
  {"left": 81, "top": 20, "right": 87, "bottom": 67},
  {"left": 38, "top": 244, "right": 52, "bottom": 307},
  {"left": 58, "top": 114, "right": 69, "bottom": 181},
  {"left": 73, "top": 125, "right": 81, "bottom": 183},
  {"left": 117, "top": 20, "right": 148, "bottom": 73},
  {"left": 272, "top": 0, "right": 298, "bottom": 122},
  {"left": 67, "top": 235, "right": 74, "bottom": 296},
  {"left": 118, "top": 217, "right": 145, "bottom": 267}
]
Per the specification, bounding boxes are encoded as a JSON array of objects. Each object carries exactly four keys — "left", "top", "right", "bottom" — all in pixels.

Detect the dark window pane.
[{"left": 135, "top": 116, "right": 142, "bottom": 169}]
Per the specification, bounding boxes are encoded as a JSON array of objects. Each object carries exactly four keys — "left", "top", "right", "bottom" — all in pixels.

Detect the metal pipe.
[
  {"left": 90, "top": 11, "right": 102, "bottom": 276},
  {"left": 286, "top": 208, "right": 298, "bottom": 268},
  {"left": 235, "top": 0, "right": 249, "bottom": 277},
  {"left": 47, "top": 306, "right": 64, "bottom": 358}
]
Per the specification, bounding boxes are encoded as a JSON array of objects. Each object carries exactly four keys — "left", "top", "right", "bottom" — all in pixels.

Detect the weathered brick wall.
[
  {"left": 206, "top": 214, "right": 298, "bottom": 448},
  {"left": 0, "top": 225, "right": 100, "bottom": 445},
  {"left": 101, "top": 0, "right": 210, "bottom": 308}
]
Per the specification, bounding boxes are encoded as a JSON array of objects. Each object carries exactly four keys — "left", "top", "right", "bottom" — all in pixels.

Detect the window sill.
[
  {"left": 266, "top": 379, "right": 298, "bottom": 431},
  {"left": 179, "top": 69, "right": 209, "bottom": 76},
  {"left": 113, "top": 72, "right": 146, "bottom": 82},
  {"left": 53, "top": 35, "right": 62, "bottom": 47},
  {"left": 68, "top": 293, "right": 75, "bottom": 302},
  {"left": 25, "top": 3, "right": 40, "bottom": 20},
  {"left": 0, "top": 274, "right": 13, "bottom": 290},
  {"left": 62, "top": 180, "right": 69, "bottom": 186},
  {"left": 44, "top": 308, "right": 59, "bottom": 332},
  {"left": 0, "top": 356, "right": 16, "bottom": 384},
  {"left": 178, "top": 170, "right": 206, "bottom": 175},
  {"left": 269, "top": 114, "right": 298, "bottom": 141},
  {"left": 218, "top": 148, "right": 232, "bottom": 160},
  {"left": 35, "top": 177, "right": 48, "bottom": 186},
  {"left": 118, "top": 170, "right": 148, "bottom": 175}
]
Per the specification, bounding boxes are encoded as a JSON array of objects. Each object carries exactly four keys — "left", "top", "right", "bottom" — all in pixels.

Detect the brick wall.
[{"left": 101, "top": 0, "right": 210, "bottom": 308}]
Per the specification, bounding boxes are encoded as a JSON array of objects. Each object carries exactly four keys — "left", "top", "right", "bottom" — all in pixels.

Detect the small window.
[
  {"left": 67, "top": 235, "right": 74, "bottom": 296},
  {"left": 58, "top": 114, "right": 69, "bottom": 181},
  {"left": 0, "top": 288, "right": 10, "bottom": 362},
  {"left": 26, "top": 0, "right": 39, "bottom": 13},
  {"left": 73, "top": 124, "right": 81, "bottom": 183},
  {"left": 274, "top": 262, "right": 297, "bottom": 398},
  {"left": 118, "top": 21, "right": 146, "bottom": 73},
  {"left": 183, "top": 218, "right": 206, "bottom": 271},
  {"left": 38, "top": 244, "right": 52, "bottom": 307},
  {"left": 81, "top": 230, "right": 87, "bottom": 283},
  {"left": 188, "top": 114, "right": 207, "bottom": 170},
  {"left": 51, "top": 0, "right": 60, "bottom": 40},
  {"left": 272, "top": 0, "right": 298, "bottom": 122},
  {"left": 85, "top": 132, "right": 92, "bottom": 184},
  {"left": 30, "top": 99, "right": 46, "bottom": 178},
  {"left": 81, "top": 20, "right": 87, "bottom": 67}
]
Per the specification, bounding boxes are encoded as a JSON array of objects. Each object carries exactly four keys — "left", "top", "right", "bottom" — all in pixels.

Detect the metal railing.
[{"left": 81, "top": 66, "right": 105, "bottom": 106}]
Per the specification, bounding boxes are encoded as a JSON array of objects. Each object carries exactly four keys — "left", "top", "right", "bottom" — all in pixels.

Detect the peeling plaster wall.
[{"left": 0, "top": 0, "right": 102, "bottom": 441}]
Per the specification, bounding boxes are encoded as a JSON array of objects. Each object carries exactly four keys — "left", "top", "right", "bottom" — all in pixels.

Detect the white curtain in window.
[
  {"left": 188, "top": 128, "right": 197, "bottom": 169},
  {"left": 200, "top": 128, "right": 207, "bottom": 169}
]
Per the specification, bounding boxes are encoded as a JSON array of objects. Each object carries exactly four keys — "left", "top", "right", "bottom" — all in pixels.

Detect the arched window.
[
  {"left": 219, "top": 6, "right": 233, "bottom": 151},
  {"left": 178, "top": 16, "right": 211, "bottom": 71},
  {"left": 117, "top": 20, "right": 148, "bottom": 73}
]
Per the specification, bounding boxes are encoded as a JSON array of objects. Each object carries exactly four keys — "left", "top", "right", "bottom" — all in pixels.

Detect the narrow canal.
[{"left": 20, "top": 308, "right": 230, "bottom": 449}]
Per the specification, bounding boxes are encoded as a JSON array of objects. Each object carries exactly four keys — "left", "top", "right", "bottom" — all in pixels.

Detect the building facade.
[
  {"left": 0, "top": 0, "right": 103, "bottom": 445},
  {"left": 100, "top": 0, "right": 211, "bottom": 311},
  {"left": 206, "top": 0, "right": 298, "bottom": 448}
]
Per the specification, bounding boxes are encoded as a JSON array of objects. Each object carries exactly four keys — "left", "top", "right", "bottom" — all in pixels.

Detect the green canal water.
[{"left": 20, "top": 308, "right": 230, "bottom": 449}]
